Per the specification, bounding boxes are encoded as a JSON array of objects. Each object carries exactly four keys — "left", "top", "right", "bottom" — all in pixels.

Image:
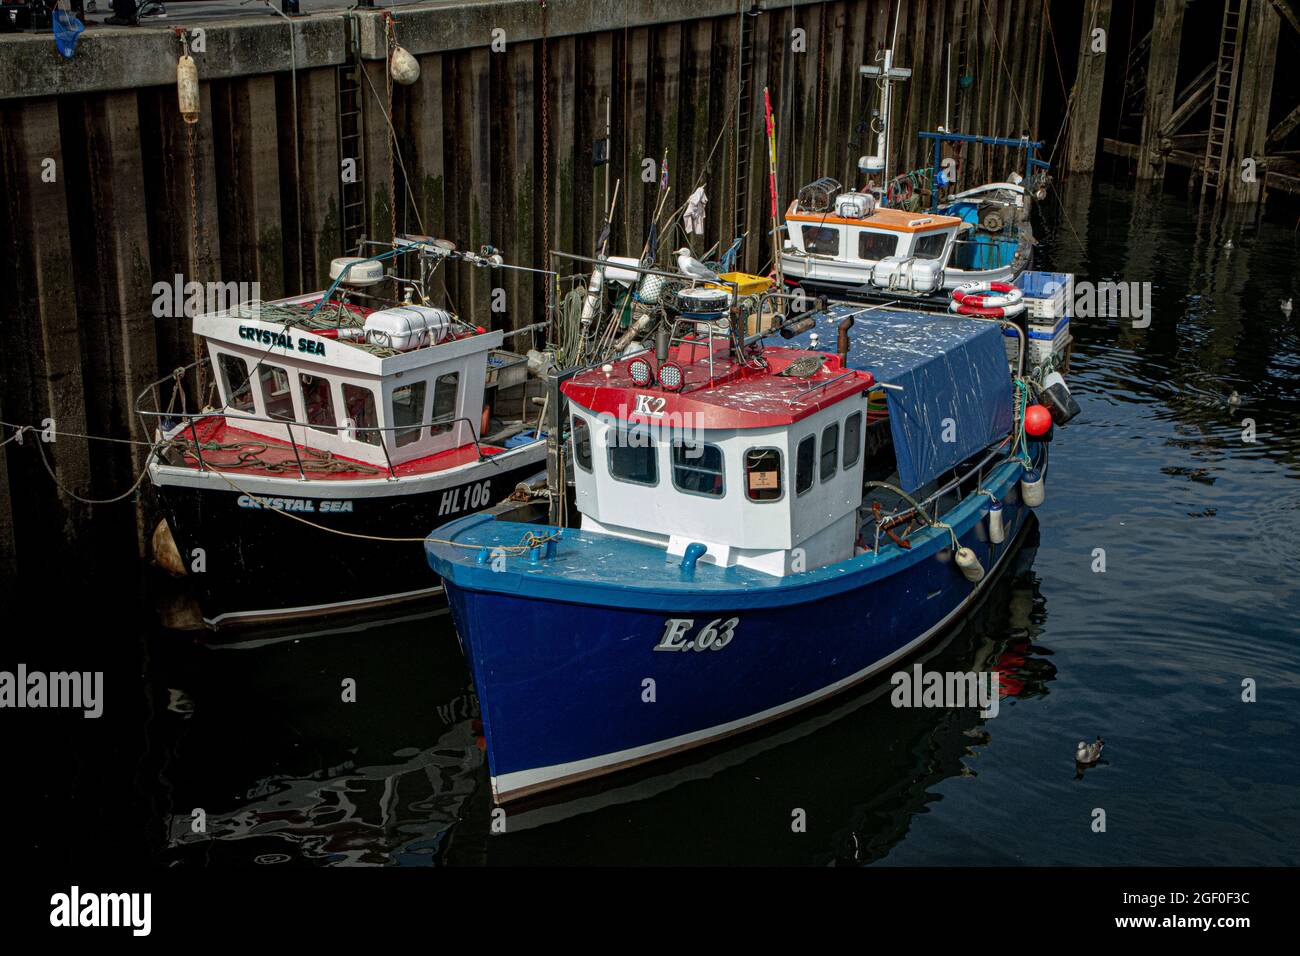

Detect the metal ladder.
[
  {"left": 1118, "top": 30, "right": 1153, "bottom": 138},
  {"left": 1201, "top": 0, "right": 1246, "bottom": 196},
  {"left": 950, "top": 0, "right": 972, "bottom": 130},
  {"left": 732, "top": 3, "right": 757, "bottom": 257},
  {"left": 337, "top": 60, "right": 367, "bottom": 253}
]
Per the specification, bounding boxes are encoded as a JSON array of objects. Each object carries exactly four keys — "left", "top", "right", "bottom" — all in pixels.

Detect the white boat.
[{"left": 777, "top": 41, "right": 1046, "bottom": 306}]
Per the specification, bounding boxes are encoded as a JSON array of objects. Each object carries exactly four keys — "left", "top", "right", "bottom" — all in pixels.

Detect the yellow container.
[{"left": 708, "top": 272, "right": 773, "bottom": 297}]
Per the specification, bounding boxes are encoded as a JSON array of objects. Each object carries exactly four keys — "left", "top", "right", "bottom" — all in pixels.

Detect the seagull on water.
[
  {"left": 675, "top": 247, "right": 720, "bottom": 284},
  {"left": 1075, "top": 736, "right": 1105, "bottom": 766}
]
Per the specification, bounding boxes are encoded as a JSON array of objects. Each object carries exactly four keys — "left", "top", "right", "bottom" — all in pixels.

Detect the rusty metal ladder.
[{"left": 1201, "top": 0, "right": 1246, "bottom": 196}]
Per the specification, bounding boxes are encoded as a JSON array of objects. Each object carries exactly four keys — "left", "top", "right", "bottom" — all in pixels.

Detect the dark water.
[{"left": 17, "top": 180, "right": 1300, "bottom": 867}]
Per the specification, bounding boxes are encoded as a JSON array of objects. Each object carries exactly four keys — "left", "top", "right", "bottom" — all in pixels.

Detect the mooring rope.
[
  {"left": 0, "top": 416, "right": 562, "bottom": 553},
  {"left": 0, "top": 422, "right": 166, "bottom": 505}
]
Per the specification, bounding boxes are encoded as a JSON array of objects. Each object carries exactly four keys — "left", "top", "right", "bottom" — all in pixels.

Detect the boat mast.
[{"left": 859, "top": 0, "right": 910, "bottom": 202}]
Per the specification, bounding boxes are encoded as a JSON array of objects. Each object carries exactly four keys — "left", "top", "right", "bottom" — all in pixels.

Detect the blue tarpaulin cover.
[{"left": 783, "top": 303, "right": 1013, "bottom": 493}]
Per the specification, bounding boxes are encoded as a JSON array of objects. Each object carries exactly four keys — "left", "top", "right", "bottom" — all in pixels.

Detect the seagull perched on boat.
[
  {"left": 1075, "top": 736, "right": 1105, "bottom": 766},
  {"left": 1282, "top": 298, "right": 1293, "bottom": 315},
  {"left": 777, "top": 354, "right": 830, "bottom": 378},
  {"left": 675, "top": 247, "right": 720, "bottom": 284}
]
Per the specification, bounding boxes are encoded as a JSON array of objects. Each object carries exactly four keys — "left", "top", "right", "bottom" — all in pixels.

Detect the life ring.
[{"left": 949, "top": 281, "right": 1025, "bottom": 318}]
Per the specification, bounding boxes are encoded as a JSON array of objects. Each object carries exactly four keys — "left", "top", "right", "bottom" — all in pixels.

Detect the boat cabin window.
[
  {"left": 258, "top": 364, "right": 295, "bottom": 421},
  {"left": 572, "top": 415, "right": 592, "bottom": 471},
  {"left": 820, "top": 423, "right": 839, "bottom": 482},
  {"left": 300, "top": 373, "right": 336, "bottom": 432},
  {"left": 843, "top": 412, "right": 863, "bottom": 468},
  {"left": 343, "top": 383, "right": 380, "bottom": 446},
  {"left": 795, "top": 435, "right": 816, "bottom": 495},
  {"left": 392, "top": 380, "right": 427, "bottom": 447},
  {"left": 858, "top": 231, "right": 898, "bottom": 260},
  {"left": 913, "top": 232, "right": 948, "bottom": 260},
  {"left": 801, "top": 225, "right": 840, "bottom": 256},
  {"left": 608, "top": 428, "right": 658, "bottom": 486},
  {"left": 218, "top": 353, "right": 254, "bottom": 413},
  {"left": 430, "top": 371, "right": 459, "bottom": 436},
  {"left": 745, "top": 448, "right": 783, "bottom": 502},
  {"left": 672, "top": 441, "right": 725, "bottom": 498}
]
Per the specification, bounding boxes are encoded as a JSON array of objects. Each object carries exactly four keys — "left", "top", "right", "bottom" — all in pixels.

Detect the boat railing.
[
  {"left": 868, "top": 434, "right": 1020, "bottom": 555},
  {"left": 134, "top": 358, "right": 493, "bottom": 481}
]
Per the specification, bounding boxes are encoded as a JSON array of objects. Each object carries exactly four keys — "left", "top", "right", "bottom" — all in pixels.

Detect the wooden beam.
[
  {"left": 1159, "top": 61, "right": 1214, "bottom": 137},
  {"left": 1065, "top": 0, "right": 1113, "bottom": 173},
  {"left": 1137, "top": 0, "right": 1186, "bottom": 179},
  {"left": 1102, "top": 137, "right": 1139, "bottom": 159},
  {"left": 86, "top": 92, "right": 160, "bottom": 555},
  {"left": 1227, "top": 0, "right": 1280, "bottom": 202},
  {"left": 1266, "top": 0, "right": 1300, "bottom": 36},
  {"left": 1267, "top": 100, "right": 1300, "bottom": 144},
  {"left": 500, "top": 44, "right": 534, "bottom": 327},
  {"left": 296, "top": 67, "right": 343, "bottom": 290}
]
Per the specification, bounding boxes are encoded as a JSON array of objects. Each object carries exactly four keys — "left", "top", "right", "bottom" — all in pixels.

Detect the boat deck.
[
  {"left": 167, "top": 416, "right": 504, "bottom": 480},
  {"left": 428, "top": 448, "right": 1030, "bottom": 612},
  {"left": 432, "top": 515, "right": 782, "bottom": 595}
]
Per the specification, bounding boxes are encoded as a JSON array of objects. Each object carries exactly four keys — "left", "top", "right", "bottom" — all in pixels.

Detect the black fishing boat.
[{"left": 138, "top": 237, "right": 547, "bottom": 628}]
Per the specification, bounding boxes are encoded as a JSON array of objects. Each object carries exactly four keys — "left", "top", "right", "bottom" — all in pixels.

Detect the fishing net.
[{"left": 52, "top": 2, "right": 84, "bottom": 59}]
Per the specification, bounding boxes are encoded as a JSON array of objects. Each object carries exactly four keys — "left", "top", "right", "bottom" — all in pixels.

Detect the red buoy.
[{"left": 1024, "top": 404, "right": 1053, "bottom": 437}]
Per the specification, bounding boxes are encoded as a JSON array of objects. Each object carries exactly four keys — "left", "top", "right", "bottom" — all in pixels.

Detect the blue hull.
[{"left": 431, "top": 449, "right": 1046, "bottom": 802}]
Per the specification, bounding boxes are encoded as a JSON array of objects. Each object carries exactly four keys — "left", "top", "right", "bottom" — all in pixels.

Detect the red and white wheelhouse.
[{"left": 561, "top": 344, "right": 875, "bottom": 576}]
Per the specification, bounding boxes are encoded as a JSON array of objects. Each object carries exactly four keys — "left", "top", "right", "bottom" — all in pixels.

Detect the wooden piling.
[
  {"left": 623, "top": 27, "right": 652, "bottom": 260},
  {"left": 549, "top": 37, "right": 578, "bottom": 260},
  {"left": 1138, "top": 0, "right": 1187, "bottom": 181},
  {"left": 85, "top": 92, "right": 161, "bottom": 554},
  {"left": 1226, "top": 0, "right": 1279, "bottom": 203},
  {"left": 1065, "top": 0, "right": 1113, "bottom": 174},
  {"left": 297, "top": 67, "right": 345, "bottom": 289},
  {"left": 500, "top": 43, "right": 535, "bottom": 330},
  {"left": 0, "top": 100, "right": 91, "bottom": 575},
  {"left": 462, "top": 47, "right": 494, "bottom": 321},
  {"left": 360, "top": 60, "right": 394, "bottom": 264},
  {"left": 213, "top": 77, "right": 286, "bottom": 299}
]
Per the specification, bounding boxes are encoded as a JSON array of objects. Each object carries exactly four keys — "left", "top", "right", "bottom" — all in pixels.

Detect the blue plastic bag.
[{"left": 53, "top": 9, "right": 85, "bottom": 60}]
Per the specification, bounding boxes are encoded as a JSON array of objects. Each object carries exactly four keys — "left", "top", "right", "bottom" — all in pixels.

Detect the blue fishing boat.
[{"left": 426, "top": 284, "right": 1076, "bottom": 802}]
